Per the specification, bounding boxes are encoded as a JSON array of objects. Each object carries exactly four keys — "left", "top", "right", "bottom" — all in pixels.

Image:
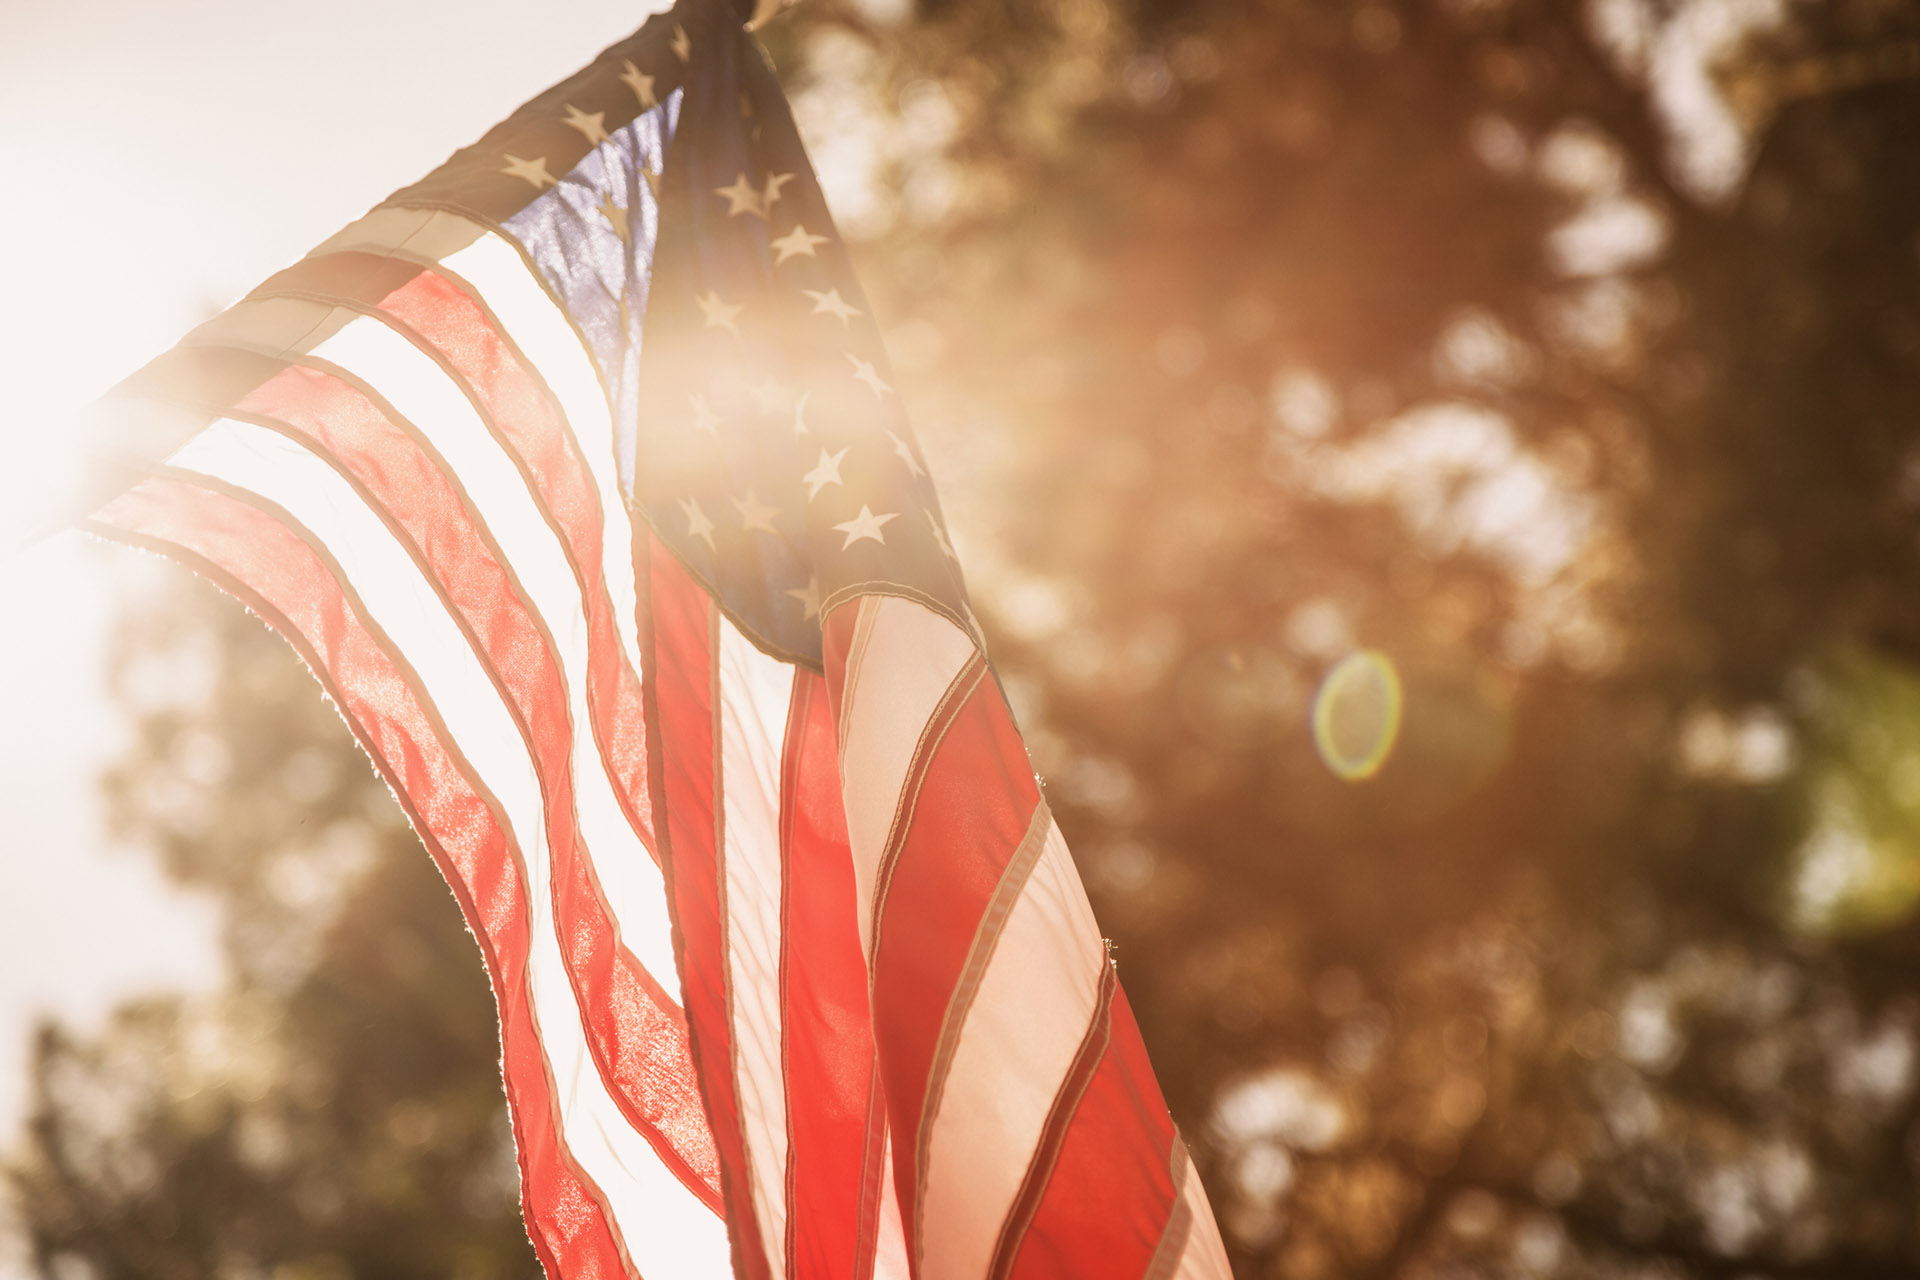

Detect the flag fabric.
[{"left": 72, "top": 0, "right": 1231, "bottom": 1275}]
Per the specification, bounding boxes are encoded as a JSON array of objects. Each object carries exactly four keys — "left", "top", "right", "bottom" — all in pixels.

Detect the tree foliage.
[{"left": 18, "top": 0, "right": 1920, "bottom": 1276}]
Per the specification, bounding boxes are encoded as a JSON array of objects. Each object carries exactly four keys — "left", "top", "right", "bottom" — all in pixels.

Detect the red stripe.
[
  {"left": 778, "top": 669, "right": 884, "bottom": 1279},
  {"left": 1007, "top": 988, "right": 1180, "bottom": 1279},
  {"left": 376, "top": 265, "right": 654, "bottom": 840},
  {"left": 990, "top": 964, "right": 1117, "bottom": 1276},
  {"left": 643, "top": 540, "right": 772, "bottom": 1279},
  {"left": 297, "top": 253, "right": 656, "bottom": 855},
  {"left": 90, "top": 476, "right": 633, "bottom": 1280},
  {"left": 867, "top": 674, "right": 1042, "bottom": 1236},
  {"left": 228, "top": 363, "right": 722, "bottom": 1206},
  {"left": 816, "top": 602, "right": 908, "bottom": 1277},
  {"left": 823, "top": 599, "right": 1194, "bottom": 1273}
]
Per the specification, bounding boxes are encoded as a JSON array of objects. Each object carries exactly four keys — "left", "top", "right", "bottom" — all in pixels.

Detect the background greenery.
[{"left": 16, "top": 0, "right": 1920, "bottom": 1275}]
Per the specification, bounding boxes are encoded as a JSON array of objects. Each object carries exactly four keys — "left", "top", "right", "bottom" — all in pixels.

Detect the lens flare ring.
[{"left": 1312, "top": 649, "right": 1403, "bottom": 781}]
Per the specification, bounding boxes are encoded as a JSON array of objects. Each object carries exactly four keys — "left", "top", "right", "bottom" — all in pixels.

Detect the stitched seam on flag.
[
  {"left": 775, "top": 669, "right": 807, "bottom": 1279},
  {"left": 249, "top": 255, "right": 417, "bottom": 313},
  {"left": 640, "top": 540, "right": 761, "bottom": 1275},
  {"left": 371, "top": 204, "right": 591, "bottom": 323},
  {"left": 207, "top": 366, "right": 661, "bottom": 916},
  {"left": 192, "top": 403, "right": 673, "bottom": 1031},
  {"left": 313, "top": 238, "right": 468, "bottom": 274},
  {"left": 291, "top": 248, "right": 598, "bottom": 470},
  {"left": 382, "top": 207, "right": 441, "bottom": 260},
  {"left": 359, "top": 283, "right": 656, "bottom": 859},
  {"left": 284, "top": 220, "right": 641, "bottom": 644},
  {"left": 151, "top": 299, "right": 652, "bottom": 882},
  {"left": 96, "top": 483, "right": 645, "bottom": 1280},
  {"left": 348, "top": 211, "right": 947, "bottom": 678},
  {"left": 194, "top": 369, "right": 716, "bottom": 1198},
  {"left": 231, "top": 412, "right": 600, "bottom": 857},
  {"left": 303, "top": 239, "right": 670, "bottom": 741},
  {"left": 327, "top": 213, "right": 856, "bottom": 680},
  {"left": 835, "top": 596, "right": 880, "bottom": 773},
  {"left": 149, "top": 475, "right": 659, "bottom": 1273},
  {"left": 852, "top": 1052, "right": 889, "bottom": 1279},
  {"left": 629, "top": 498, "right": 833, "bottom": 674},
  {"left": 223, "top": 296, "right": 657, "bottom": 859},
  {"left": 1142, "top": 1140, "right": 1196, "bottom": 1280},
  {"left": 712, "top": 604, "right": 779, "bottom": 1280},
  {"left": 341, "top": 211, "right": 754, "bottom": 699},
  {"left": 366, "top": 208, "right": 637, "bottom": 501},
  {"left": 290, "top": 247, "right": 597, "bottom": 496},
  {"left": 985, "top": 960, "right": 1120, "bottom": 1280},
  {"left": 641, "top": 553, "right": 772, "bottom": 1280},
  {"left": 310, "top": 206, "right": 441, "bottom": 264},
  {"left": 195, "top": 303, "right": 344, "bottom": 366},
  {"left": 711, "top": 599, "right": 756, "bottom": 1280},
  {"left": 222, "top": 274, "right": 632, "bottom": 682},
  {"left": 246, "top": 275, "right": 612, "bottom": 573},
  {"left": 521, "top": 68, "right": 876, "bottom": 681},
  {"left": 911, "top": 799, "right": 1053, "bottom": 1261},
  {"left": 867, "top": 653, "right": 989, "bottom": 975},
  {"left": 255, "top": 254, "right": 625, "bottom": 604},
  {"left": 369, "top": 285, "right": 659, "bottom": 859},
  {"left": 818, "top": 581, "right": 976, "bottom": 660}
]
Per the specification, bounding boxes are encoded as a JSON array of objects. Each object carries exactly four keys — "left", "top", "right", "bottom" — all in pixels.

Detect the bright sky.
[{"left": 0, "top": 0, "right": 670, "bottom": 1261}]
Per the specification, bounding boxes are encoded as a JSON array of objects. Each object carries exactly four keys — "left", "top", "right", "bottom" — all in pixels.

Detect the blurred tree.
[{"left": 17, "top": 0, "right": 1920, "bottom": 1277}]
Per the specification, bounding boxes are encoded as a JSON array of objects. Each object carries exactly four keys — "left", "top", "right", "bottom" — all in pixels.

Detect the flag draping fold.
[{"left": 72, "top": 1, "right": 1232, "bottom": 1274}]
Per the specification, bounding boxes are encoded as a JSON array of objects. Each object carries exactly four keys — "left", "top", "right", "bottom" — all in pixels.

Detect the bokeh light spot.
[{"left": 1312, "top": 649, "right": 1403, "bottom": 781}]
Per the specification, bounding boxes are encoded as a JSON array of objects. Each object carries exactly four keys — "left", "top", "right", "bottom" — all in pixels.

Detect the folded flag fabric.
[{"left": 68, "top": 0, "right": 1231, "bottom": 1274}]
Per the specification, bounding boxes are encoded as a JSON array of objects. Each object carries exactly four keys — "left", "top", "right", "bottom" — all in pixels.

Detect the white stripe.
[
  {"left": 1169, "top": 1149, "right": 1233, "bottom": 1280},
  {"left": 716, "top": 617, "right": 795, "bottom": 1279},
  {"left": 312, "top": 207, "right": 647, "bottom": 690},
  {"left": 834, "top": 596, "right": 978, "bottom": 959},
  {"left": 165, "top": 421, "right": 731, "bottom": 1275},
  {"left": 917, "top": 819, "right": 1104, "bottom": 1280},
  {"left": 188, "top": 298, "right": 681, "bottom": 993},
  {"left": 875, "top": 1125, "right": 911, "bottom": 1280}
]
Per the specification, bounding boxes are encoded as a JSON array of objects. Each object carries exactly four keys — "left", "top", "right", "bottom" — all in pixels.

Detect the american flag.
[{"left": 71, "top": 0, "right": 1230, "bottom": 1275}]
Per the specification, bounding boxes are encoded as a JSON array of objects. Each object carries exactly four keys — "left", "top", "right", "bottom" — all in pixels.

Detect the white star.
[
  {"left": 771, "top": 224, "right": 830, "bottom": 266},
  {"left": 680, "top": 496, "right": 716, "bottom": 550},
  {"left": 751, "top": 379, "right": 796, "bottom": 414},
  {"left": 786, "top": 575, "right": 822, "bottom": 621},
  {"left": 620, "top": 61, "right": 658, "bottom": 108},
  {"left": 697, "top": 291, "right": 744, "bottom": 334},
  {"left": 803, "top": 288, "right": 862, "bottom": 325},
  {"left": 502, "top": 154, "right": 557, "bottom": 190},
  {"left": 886, "top": 430, "right": 926, "bottom": 478},
  {"left": 792, "top": 391, "right": 810, "bottom": 438},
  {"left": 927, "top": 510, "right": 958, "bottom": 560},
  {"left": 714, "top": 172, "right": 765, "bottom": 218},
  {"left": 562, "top": 105, "right": 610, "bottom": 147},
  {"left": 802, "top": 447, "right": 848, "bottom": 500},
  {"left": 833, "top": 505, "right": 899, "bottom": 549},
  {"left": 761, "top": 171, "right": 797, "bottom": 209},
  {"left": 671, "top": 23, "right": 692, "bottom": 63},
  {"left": 690, "top": 394, "right": 723, "bottom": 436},
  {"left": 733, "top": 490, "right": 781, "bottom": 535},
  {"left": 848, "top": 353, "right": 894, "bottom": 398}
]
